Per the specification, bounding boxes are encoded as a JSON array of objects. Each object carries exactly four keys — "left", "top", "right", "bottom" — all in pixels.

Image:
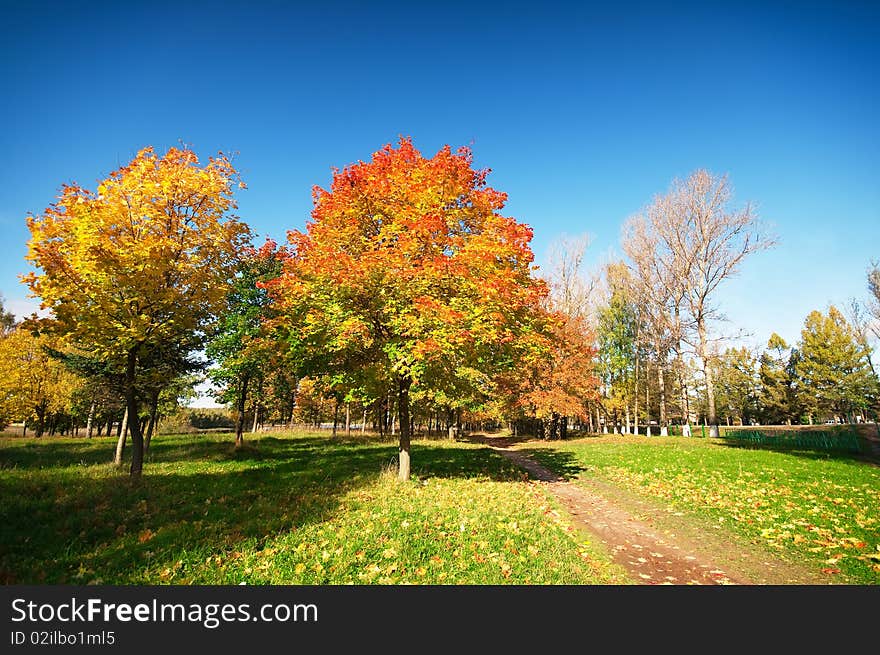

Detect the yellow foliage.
[
  {"left": 22, "top": 146, "right": 251, "bottom": 359},
  {"left": 0, "top": 328, "right": 81, "bottom": 427}
]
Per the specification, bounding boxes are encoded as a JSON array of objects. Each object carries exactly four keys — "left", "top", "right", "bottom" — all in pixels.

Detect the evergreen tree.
[
  {"left": 758, "top": 333, "right": 794, "bottom": 424},
  {"left": 795, "top": 306, "right": 878, "bottom": 422}
]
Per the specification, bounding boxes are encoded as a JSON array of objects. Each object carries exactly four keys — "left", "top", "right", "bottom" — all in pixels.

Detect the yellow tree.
[
  {"left": 23, "top": 146, "right": 250, "bottom": 475},
  {"left": 0, "top": 328, "right": 80, "bottom": 437}
]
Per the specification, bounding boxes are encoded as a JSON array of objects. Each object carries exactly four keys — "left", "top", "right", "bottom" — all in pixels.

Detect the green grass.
[
  {"left": 0, "top": 432, "right": 629, "bottom": 585},
  {"left": 522, "top": 435, "right": 880, "bottom": 585}
]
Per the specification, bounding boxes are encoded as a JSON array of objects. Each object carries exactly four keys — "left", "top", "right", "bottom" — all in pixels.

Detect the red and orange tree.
[
  {"left": 264, "top": 138, "right": 547, "bottom": 480},
  {"left": 503, "top": 313, "right": 599, "bottom": 438}
]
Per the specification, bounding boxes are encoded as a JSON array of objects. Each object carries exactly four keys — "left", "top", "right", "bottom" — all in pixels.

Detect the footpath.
[{"left": 467, "top": 434, "right": 831, "bottom": 585}]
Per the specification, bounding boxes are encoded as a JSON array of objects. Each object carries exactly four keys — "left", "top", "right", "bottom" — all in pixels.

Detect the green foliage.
[
  {"left": 158, "top": 408, "right": 236, "bottom": 434},
  {"left": 715, "top": 346, "right": 759, "bottom": 425},
  {"left": 597, "top": 288, "right": 637, "bottom": 388},
  {"left": 596, "top": 281, "right": 638, "bottom": 420},
  {"left": 206, "top": 240, "right": 284, "bottom": 411},
  {"left": 795, "top": 306, "right": 878, "bottom": 421},
  {"left": 758, "top": 333, "right": 795, "bottom": 424}
]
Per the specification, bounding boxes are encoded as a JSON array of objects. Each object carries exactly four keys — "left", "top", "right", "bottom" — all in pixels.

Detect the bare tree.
[
  {"left": 845, "top": 297, "right": 877, "bottom": 377},
  {"left": 868, "top": 261, "right": 880, "bottom": 341},
  {"left": 622, "top": 209, "right": 684, "bottom": 436},
  {"left": 546, "top": 233, "right": 597, "bottom": 322},
  {"left": 625, "top": 170, "right": 776, "bottom": 437}
]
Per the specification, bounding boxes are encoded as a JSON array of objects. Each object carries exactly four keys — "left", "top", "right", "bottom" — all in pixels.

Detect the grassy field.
[
  {"left": 522, "top": 435, "right": 880, "bottom": 585},
  {"left": 0, "top": 432, "right": 629, "bottom": 585}
]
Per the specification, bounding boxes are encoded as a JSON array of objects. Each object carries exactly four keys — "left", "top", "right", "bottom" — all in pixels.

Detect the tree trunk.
[
  {"left": 389, "top": 395, "right": 396, "bottom": 436},
  {"left": 35, "top": 405, "right": 46, "bottom": 438},
  {"left": 361, "top": 408, "right": 367, "bottom": 435},
  {"left": 698, "top": 325, "right": 719, "bottom": 437},
  {"left": 235, "top": 373, "right": 250, "bottom": 448},
  {"left": 397, "top": 376, "right": 412, "bottom": 481},
  {"left": 114, "top": 406, "right": 129, "bottom": 466},
  {"left": 288, "top": 387, "right": 297, "bottom": 431},
  {"left": 658, "top": 358, "right": 668, "bottom": 436},
  {"left": 345, "top": 402, "right": 351, "bottom": 437},
  {"left": 633, "top": 323, "right": 640, "bottom": 436},
  {"left": 144, "top": 390, "right": 159, "bottom": 455},
  {"left": 125, "top": 348, "right": 144, "bottom": 478},
  {"left": 645, "top": 360, "right": 651, "bottom": 436},
  {"left": 86, "top": 401, "right": 96, "bottom": 438},
  {"left": 332, "top": 400, "right": 339, "bottom": 438},
  {"left": 679, "top": 365, "right": 690, "bottom": 436}
]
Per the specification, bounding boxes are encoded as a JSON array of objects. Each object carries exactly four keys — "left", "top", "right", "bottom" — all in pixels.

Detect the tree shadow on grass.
[
  {"left": 514, "top": 447, "right": 588, "bottom": 481},
  {"left": 0, "top": 437, "right": 127, "bottom": 469},
  {"left": 0, "top": 434, "right": 527, "bottom": 584},
  {"left": 712, "top": 439, "right": 878, "bottom": 466},
  {"left": 411, "top": 443, "right": 526, "bottom": 482}
]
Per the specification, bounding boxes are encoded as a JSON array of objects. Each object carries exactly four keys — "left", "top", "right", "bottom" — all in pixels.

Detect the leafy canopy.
[
  {"left": 23, "top": 146, "right": 251, "bottom": 359},
  {"left": 265, "top": 137, "right": 547, "bottom": 400}
]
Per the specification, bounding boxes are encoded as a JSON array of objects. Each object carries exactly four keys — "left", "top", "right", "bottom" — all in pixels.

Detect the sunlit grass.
[
  {"left": 523, "top": 435, "right": 880, "bottom": 584},
  {"left": 0, "top": 432, "right": 628, "bottom": 585}
]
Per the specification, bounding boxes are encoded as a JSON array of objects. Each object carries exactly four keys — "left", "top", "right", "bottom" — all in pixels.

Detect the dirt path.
[{"left": 470, "top": 436, "right": 831, "bottom": 585}]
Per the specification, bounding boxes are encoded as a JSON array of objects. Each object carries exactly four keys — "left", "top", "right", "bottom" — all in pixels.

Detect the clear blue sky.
[{"left": 1, "top": 0, "right": 878, "bottom": 352}]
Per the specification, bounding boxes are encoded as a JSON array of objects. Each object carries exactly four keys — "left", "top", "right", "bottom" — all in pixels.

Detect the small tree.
[
  {"left": 715, "top": 346, "right": 759, "bottom": 425},
  {"left": 207, "top": 239, "right": 285, "bottom": 447},
  {"left": 758, "top": 333, "right": 794, "bottom": 424},
  {"left": 0, "top": 295, "right": 16, "bottom": 336}
]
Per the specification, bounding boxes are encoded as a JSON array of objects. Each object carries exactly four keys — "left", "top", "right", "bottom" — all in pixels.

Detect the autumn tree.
[
  {"left": 844, "top": 299, "right": 877, "bottom": 378},
  {"left": 622, "top": 203, "right": 685, "bottom": 436},
  {"left": 0, "top": 328, "right": 81, "bottom": 436},
  {"left": 511, "top": 234, "right": 599, "bottom": 438},
  {"left": 265, "top": 138, "right": 547, "bottom": 480},
  {"left": 23, "top": 146, "right": 250, "bottom": 476},
  {"left": 545, "top": 233, "right": 596, "bottom": 322},
  {"left": 794, "top": 306, "right": 878, "bottom": 423},
  {"left": 504, "top": 310, "right": 597, "bottom": 439}
]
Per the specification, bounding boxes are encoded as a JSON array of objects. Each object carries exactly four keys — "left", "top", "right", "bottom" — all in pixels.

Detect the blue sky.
[{"left": 1, "top": 0, "right": 878, "bottom": 352}]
